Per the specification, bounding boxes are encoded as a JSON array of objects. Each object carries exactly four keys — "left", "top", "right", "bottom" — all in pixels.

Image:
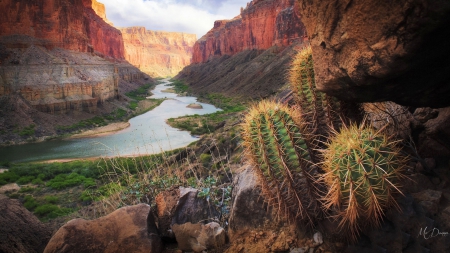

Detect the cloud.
[{"left": 101, "top": 0, "right": 249, "bottom": 38}]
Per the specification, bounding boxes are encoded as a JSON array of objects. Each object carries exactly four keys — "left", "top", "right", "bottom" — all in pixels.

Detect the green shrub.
[
  {"left": 23, "top": 195, "right": 38, "bottom": 211},
  {"left": 19, "top": 187, "right": 34, "bottom": 193},
  {"left": 34, "top": 204, "right": 59, "bottom": 216},
  {"left": 17, "top": 176, "right": 35, "bottom": 185},
  {"left": 44, "top": 196, "right": 59, "bottom": 204},
  {"left": 0, "top": 171, "right": 20, "bottom": 185},
  {"left": 46, "top": 173, "right": 88, "bottom": 190},
  {"left": 200, "top": 154, "right": 212, "bottom": 165}
]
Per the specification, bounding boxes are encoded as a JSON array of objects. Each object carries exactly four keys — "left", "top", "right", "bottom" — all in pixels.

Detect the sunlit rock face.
[
  {"left": 0, "top": 0, "right": 124, "bottom": 59},
  {"left": 91, "top": 0, "right": 114, "bottom": 26},
  {"left": 192, "top": 0, "right": 306, "bottom": 64},
  {"left": 120, "top": 27, "right": 197, "bottom": 77},
  {"left": 0, "top": 0, "right": 149, "bottom": 115}
]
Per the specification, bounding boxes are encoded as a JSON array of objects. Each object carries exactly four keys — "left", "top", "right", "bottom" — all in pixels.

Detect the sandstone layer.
[
  {"left": 91, "top": 0, "right": 114, "bottom": 26},
  {"left": 0, "top": 0, "right": 124, "bottom": 59},
  {"left": 192, "top": 0, "right": 306, "bottom": 63},
  {"left": 297, "top": 0, "right": 450, "bottom": 107},
  {"left": 120, "top": 27, "right": 196, "bottom": 77},
  {"left": 0, "top": 37, "right": 147, "bottom": 115}
]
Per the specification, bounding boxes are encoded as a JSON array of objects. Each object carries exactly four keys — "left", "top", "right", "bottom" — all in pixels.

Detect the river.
[{"left": 0, "top": 79, "right": 221, "bottom": 163}]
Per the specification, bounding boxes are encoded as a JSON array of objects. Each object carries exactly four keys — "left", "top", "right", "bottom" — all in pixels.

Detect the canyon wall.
[
  {"left": 0, "top": 0, "right": 150, "bottom": 128},
  {"left": 178, "top": 0, "right": 306, "bottom": 99},
  {"left": 192, "top": 0, "right": 306, "bottom": 63},
  {"left": 0, "top": 0, "right": 124, "bottom": 59},
  {"left": 120, "top": 27, "right": 196, "bottom": 77}
]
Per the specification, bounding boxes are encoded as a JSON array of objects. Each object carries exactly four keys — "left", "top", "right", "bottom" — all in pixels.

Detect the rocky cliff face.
[
  {"left": 92, "top": 0, "right": 114, "bottom": 26},
  {"left": 192, "top": 0, "right": 306, "bottom": 63},
  {"left": 297, "top": 0, "right": 450, "bottom": 108},
  {"left": 0, "top": 0, "right": 124, "bottom": 59},
  {"left": 179, "top": 0, "right": 306, "bottom": 99},
  {"left": 120, "top": 27, "right": 196, "bottom": 77}
]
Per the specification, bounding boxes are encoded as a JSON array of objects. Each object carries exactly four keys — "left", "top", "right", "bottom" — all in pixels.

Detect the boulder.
[
  {"left": 412, "top": 189, "right": 442, "bottom": 216},
  {"left": 172, "top": 222, "right": 226, "bottom": 252},
  {"left": 155, "top": 187, "right": 220, "bottom": 239},
  {"left": 298, "top": 0, "right": 450, "bottom": 107},
  {"left": 44, "top": 204, "right": 162, "bottom": 253},
  {"left": 0, "top": 194, "right": 52, "bottom": 253}
]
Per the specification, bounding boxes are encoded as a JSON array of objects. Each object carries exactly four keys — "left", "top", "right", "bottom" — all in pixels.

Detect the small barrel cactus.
[
  {"left": 241, "top": 100, "right": 320, "bottom": 223},
  {"left": 288, "top": 45, "right": 342, "bottom": 136},
  {"left": 321, "top": 123, "right": 408, "bottom": 238}
]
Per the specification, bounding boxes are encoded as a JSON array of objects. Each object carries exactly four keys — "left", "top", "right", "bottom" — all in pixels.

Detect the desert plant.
[
  {"left": 241, "top": 100, "right": 320, "bottom": 223},
  {"left": 288, "top": 45, "right": 342, "bottom": 136},
  {"left": 321, "top": 123, "right": 408, "bottom": 239}
]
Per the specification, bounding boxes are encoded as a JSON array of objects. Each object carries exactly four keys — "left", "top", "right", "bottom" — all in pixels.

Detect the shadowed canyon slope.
[
  {"left": 178, "top": 0, "right": 307, "bottom": 99},
  {"left": 298, "top": 0, "right": 450, "bottom": 107},
  {"left": 0, "top": 0, "right": 151, "bottom": 143},
  {"left": 120, "top": 27, "right": 197, "bottom": 77}
]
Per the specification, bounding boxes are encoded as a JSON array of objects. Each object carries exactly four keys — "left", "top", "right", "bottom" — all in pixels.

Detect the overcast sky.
[{"left": 102, "top": 0, "right": 250, "bottom": 39}]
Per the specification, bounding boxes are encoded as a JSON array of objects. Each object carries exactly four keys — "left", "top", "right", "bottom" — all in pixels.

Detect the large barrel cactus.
[
  {"left": 288, "top": 45, "right": 342, "bottom": 136},
  {"left": 321, "top": 123, "right": 408, "bottom": 238},
  {"left": 241, "top": 100, "right": 320, "bottom": 223}
]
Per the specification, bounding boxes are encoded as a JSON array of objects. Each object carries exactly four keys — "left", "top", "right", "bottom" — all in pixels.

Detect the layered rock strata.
[
  {"left": 0, "top": 39, "right": 146, "bottom": 114},
  {"left": 192, "top": 0, "right": 306, "bottom": 63},
  {"left": 120, "top": 27, "right": 196, "bottom": 77},
  {"left": 0, "top": 0, "right": 124, "bottom": 59},
  {"left": 297, "top": 0, "right": 450, "bottom": 107}
]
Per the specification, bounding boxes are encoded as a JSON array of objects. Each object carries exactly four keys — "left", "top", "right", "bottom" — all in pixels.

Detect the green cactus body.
[
  {"left": 289, "top": 46, "right": 342, "bottom": 136},
  {"left": 242, "top": 101, "right": 319, "bottom": 223},
  {"left": 322, "top": 124, "right": 407, "bottom": 238}
]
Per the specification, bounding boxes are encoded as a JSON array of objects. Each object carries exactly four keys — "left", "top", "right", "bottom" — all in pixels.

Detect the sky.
[{"left": 101, "top": 0, "right": 250, "bottom": 39}]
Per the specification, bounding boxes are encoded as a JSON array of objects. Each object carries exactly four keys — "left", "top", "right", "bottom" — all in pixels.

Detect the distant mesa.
[{"left": 187, "top": 103, "right": 203, "bottom": 109}]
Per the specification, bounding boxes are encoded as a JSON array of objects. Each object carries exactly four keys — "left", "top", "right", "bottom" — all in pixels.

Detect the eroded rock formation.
[
  {"left": 0, "top": 0, "right": 124, "bottom": 59},
  {"left": 92, "top": 0, "right": 114, "bottom": 26},
  {"left": 178, "top": 0, "right": 306, "bottom": 99},
  {"left": 0, "top": 38, "right": 147, "bottom": 114},
  {"left": 192, "top": 0, "right": 306, "bottom": 63},
  {"left": 297, "top": 0, "right": 450, "bottom": 108},
  {"left": 120, "top": 27, "right": 196, "bottom": 77}
]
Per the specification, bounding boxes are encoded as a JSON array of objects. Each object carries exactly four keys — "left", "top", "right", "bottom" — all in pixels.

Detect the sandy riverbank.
[{"left": 67, "top": 122, "right": 131, "bottom": 139}]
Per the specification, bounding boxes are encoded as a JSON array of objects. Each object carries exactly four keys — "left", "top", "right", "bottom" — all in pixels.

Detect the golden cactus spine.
[
  {"left": 241, "top": 100, "right": 320, "bottom": 223},
  {"left": 321, "top": 123, "right": 408, "bottom": 239}
]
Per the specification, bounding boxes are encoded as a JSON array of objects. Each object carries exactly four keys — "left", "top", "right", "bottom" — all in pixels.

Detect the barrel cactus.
[
  {"left": 321, "top": 123, "right": 408, "bottom": 238},
  {"left": 288, "top": 45, "right": 342, "bottom": 135},
  {"left": 241, "top": 100, "right": 320, "bottom": 223}
]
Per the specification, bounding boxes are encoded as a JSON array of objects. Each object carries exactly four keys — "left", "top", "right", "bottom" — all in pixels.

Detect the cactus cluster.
[
  {"left": 321, "top": 124, "right": 407, "bottom": 238},
  {"left": 241, "top": 100, "right": 319, "bottom": 223},
  {"left": 288, "top": 45, "right": 342, "bottom": 136},
  {"left": 240, "top": 46, "right": 408, "bottom": 238}
]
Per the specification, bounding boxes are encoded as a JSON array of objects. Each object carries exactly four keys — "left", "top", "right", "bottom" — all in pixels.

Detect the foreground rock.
[
  {"left": 155, "top": 187, "right": 220, "bottom": 239},
  {"left": 44, "top": 204, "right": 162, "bottom": 253},
  {"left": 298, "top": 0, "right": 450, "bottom": 107},
  {"left": 0, "top": 194, "right": 52, "bottom": 253},
  {"left": 172, "top": 222, "right": 226, "bottom": 252}
]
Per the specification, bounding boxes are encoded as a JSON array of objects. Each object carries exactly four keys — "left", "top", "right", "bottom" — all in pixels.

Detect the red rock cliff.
[
  {"left": 120, "top": 27, "right": 197, "bottom": 77},
  {"left": 192, "top": 0, "right": 306, "bottom": 63},
  {"left": 0, "top": 0, "right": 124, "bottom": 59}
]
